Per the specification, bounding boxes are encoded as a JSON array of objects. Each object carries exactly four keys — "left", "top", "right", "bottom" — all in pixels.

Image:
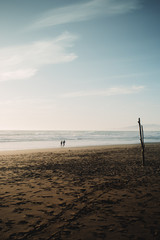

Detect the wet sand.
[{"left": 0, "top": 144, "right": 160, "bottom": 240}]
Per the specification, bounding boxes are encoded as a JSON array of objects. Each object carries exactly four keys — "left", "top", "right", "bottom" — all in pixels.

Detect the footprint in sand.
[
  {"left": 18, "top": 220, "right": 28, "bottom": 225},
  {"left": 5, "top": 220, "right": 15, "bottom": 228}
]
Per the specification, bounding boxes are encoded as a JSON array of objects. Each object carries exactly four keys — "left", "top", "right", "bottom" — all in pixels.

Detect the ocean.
[{"left": 0, "top": 130, "right": 160, "bottom": 151}]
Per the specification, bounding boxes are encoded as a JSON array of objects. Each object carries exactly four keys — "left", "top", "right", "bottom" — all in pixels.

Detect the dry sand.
[{"left": 0, "top": 144, "right": 160, "bottom": 240}]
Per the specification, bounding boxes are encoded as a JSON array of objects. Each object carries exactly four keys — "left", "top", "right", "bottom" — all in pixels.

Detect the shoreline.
[
  {"left": 0, "top": 142, "right": 159, "bottom": 156},
  {"left": 0, "top": 143, "right": 140, "bottom": 155}
]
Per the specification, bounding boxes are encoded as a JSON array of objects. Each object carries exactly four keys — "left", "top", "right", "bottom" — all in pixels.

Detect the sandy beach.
[{"left": 0, "top": 143, "right": 160, "bottom": 240}]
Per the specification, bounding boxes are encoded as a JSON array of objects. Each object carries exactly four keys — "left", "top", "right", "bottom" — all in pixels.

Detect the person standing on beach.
[
  {"left": 63, "top": 140, "right": 65, "bottom": 147},
  {"left": 60, "top": 141, "right": 63, "bottom": 147}
]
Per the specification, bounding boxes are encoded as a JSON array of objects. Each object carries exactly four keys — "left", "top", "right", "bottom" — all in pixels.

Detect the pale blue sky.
[{"left": 0, "top": 0, "right": 160, "bottom": 130}]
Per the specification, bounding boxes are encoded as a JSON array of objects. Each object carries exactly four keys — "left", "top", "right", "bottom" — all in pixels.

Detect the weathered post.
[{"left": 138, "top": 118, "right": 145, "bottom": 166}]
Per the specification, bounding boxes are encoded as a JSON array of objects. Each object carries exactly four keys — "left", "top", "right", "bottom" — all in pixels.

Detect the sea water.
[{"left": 0, "top": 130, "right": 160, "bottom": 151}]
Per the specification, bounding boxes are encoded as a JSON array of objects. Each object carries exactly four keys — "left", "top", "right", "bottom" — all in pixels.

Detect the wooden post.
[{"left": 138, "top": 118, "right": 145, "bottom": 166}]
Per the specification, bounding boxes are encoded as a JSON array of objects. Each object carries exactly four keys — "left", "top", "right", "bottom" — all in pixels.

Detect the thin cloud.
[
  {"left": 0, "top": 98, "right": 57, "bottom": 109},
  {"left": 0, "top": 32, "right": 77, "bottom": 82},
  {"left": 30, "top": 0, "right": 142, "bottom": 29},
  {"left": 61, "top": 86, "right": 144, "bottom": 98}
]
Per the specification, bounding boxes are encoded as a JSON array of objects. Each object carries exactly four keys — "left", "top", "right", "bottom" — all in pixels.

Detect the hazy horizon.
[
  {"left": 1, "top": 123, "right": 160, "bottom": 132},
  {"left": 0, "top": 0, "right": 160, "bottom": 130}
]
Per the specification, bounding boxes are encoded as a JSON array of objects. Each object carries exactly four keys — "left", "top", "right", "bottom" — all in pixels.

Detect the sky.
[{"left": 0, "top": 0, "right": 160, "bottom": 130}]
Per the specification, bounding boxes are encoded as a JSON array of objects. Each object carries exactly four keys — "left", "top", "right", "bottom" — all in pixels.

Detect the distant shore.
[{"left": 0, "top": 143, "right": 160, "bottom": 239}]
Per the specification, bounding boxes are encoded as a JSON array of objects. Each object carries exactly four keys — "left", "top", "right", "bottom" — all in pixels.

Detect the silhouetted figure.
[
  {"left": 63, "top": 140, "right": 65, "bottom": 147},
  {"left": 60, "top": 141, "right": 63, "bottom": 147}
]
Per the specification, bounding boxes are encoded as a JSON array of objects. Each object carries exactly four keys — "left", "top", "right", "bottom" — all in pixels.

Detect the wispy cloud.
[
  {"left": 0, "top": 32, "right": 77, "bottom": 82},
  {"left": 61, "top": 86, "right": 144, "bottom": 98},
  {"left": 30, "top": 0, "right": 142, "bottom": 29},
  {"left": 0, "top": 98, "right": 57, "bottom": 110}
]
